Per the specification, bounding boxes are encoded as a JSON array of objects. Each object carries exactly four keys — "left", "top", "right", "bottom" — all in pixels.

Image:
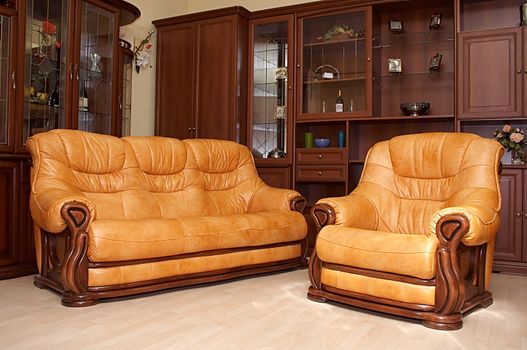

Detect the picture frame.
[
  {"left": 388, "top": 58, "right": 402, "bottom": 73},
  {"left": 389, "top": 20, "right": 404, "bottom": 32},
  {"left": 429, "top": 53, "right": 442, "bottom": 72},
  {"left": 429, "top": 13, "right": 442, "bottom": 30}
]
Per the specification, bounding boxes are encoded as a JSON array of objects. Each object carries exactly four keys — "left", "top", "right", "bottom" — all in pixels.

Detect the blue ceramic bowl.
[{"left": 314, "top": 138, "right": 331, "bottom": 148}]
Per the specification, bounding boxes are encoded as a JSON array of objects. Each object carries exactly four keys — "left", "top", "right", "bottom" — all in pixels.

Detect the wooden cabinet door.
[
  {"left": 494, "top": 168, "right": 523, "bottom": 262},
  {"left": 195, "top": 15, "right": 238, "bottom": 140},
  {"left": 458, "top": 28, "right": 523, "bottom": 118},
  {"left": 155, "top": 23, "right": 196, "bottom": 139},
  {"left": 0, "top": 161, "right": 19, "bottom": 268},
  {"left": 256, "top": 167, "right": 291, "bottom": 189}
]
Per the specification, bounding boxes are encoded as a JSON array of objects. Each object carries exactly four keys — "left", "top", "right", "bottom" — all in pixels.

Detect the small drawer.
[
  {"left": 296, "top": 165, "right": 347, "bottom": 182},
  {"left": 296, "top": 148, "right": 347, "bottom": 164}
]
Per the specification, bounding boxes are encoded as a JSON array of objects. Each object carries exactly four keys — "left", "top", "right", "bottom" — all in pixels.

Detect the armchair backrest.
[{"left": 357, "top": 132, "right": 503, "bottom": 235}]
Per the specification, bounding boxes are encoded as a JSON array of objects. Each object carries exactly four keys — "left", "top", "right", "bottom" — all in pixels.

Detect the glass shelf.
[
  {"left": 373, "top": 31, "right": 454, "bottom": 49},
  {"left": 304, "top": 73, "right": 366, "bottom": 84},
  {"left": 304, "top": 36, "right": 366, "bottom": 48},
  {"left": 375, "top": 71, "right": 454, "bottom": 79}
]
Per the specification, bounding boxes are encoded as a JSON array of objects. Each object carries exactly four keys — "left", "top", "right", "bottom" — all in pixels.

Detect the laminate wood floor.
[{"left": 1, "top": 269, "right": 526, "bottom": 349}]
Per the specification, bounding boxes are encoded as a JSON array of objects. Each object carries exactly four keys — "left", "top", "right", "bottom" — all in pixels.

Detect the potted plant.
[{"left": 493, "top": 124, "right": 526, "bottom": 165}]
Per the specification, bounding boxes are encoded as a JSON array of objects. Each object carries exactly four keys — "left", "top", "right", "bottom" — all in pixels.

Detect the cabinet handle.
[
  {"left": 516, "top": 212, "right": 522, "bottom": 217},
  {"left": 187, "top": 127, "right": 192, "bottom": 132},
  {"left": 367, "top": 57, "right": 371, "bottom": 62},
  {"left": 69, "top": 64, "right": 73, "bottom": 80},
  {"left": 317, "top": 171, "right": 322, "bottom": 176},
  {"left": 11, "top": 71, "right": 15, "bottom": 89},
  {"left": 288, "top": 86, "right": 292, "bottom": 90},
  {"left": 297, "top": 64, "right": 300, "bottom": 68},
  {"left": 318, "top": 154, "right": 323, "bottom": 159},
  {"left": 74, "top": 64, "right": 79, "bottom": 81},
  {"left": 524, "top": 213, "right": 527, "bottom": 218},
  {"left": 517, "top": 69, "right": 522, "bottom": 74}
]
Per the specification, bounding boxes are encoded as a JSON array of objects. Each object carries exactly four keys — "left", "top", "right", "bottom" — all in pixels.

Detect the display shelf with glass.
[
  {"left": 372, "top": 0, "right": 455, "bottom": 118},
  {"left": 249, "top": 16, "right": 292, "bottom": 162},
  {"left": 298, "top": 7, "right": 372, "bottom": 120},
  {"left": 23, "top": 0, "right": 68, "bottom": 142}
]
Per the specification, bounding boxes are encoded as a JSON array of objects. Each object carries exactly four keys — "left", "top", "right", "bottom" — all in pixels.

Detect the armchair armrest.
[
  {"left": 313, "top": 192, "right": 378, "bottom": 230},
  {"left": 248, "top": 186, "right": 305, "bottom": 213},
  {"left": 30, "top": 179, "right": 95, "bottom": 233},
  {"left": 429, "top": 205, "right": 500, "bottom": 247}
]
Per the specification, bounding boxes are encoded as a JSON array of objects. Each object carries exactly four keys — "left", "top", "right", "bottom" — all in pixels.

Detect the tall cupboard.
[{"left": 0, "top": 0, "right": 139, "bottom": 279}]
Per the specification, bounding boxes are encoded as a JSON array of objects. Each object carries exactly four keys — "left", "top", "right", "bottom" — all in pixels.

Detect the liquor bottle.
[
  {"left": 335, "top": 89, "right": 344, "bottom": 112},
  {"left": 79, "top": 81, "right": 88, "bottom": 111}
]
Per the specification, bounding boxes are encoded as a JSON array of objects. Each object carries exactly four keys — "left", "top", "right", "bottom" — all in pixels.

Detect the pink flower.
[
  {"left": 146, "top": 43, "right": 152, "bottom": 50},
  {"left": 510, "top": 132, "right": 525, "bottom": 143},
  {"left": 502, "top": 124, "right": 512, "bottom": 133}
]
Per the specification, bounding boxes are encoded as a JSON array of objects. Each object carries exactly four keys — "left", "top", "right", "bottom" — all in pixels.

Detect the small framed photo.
[
  {"left": 429, "top": 13, "right": 442, "bottom": 30},
  {"left": 388, "top": 58, "right": 402, "bottom": 73},
  {"left": 429, "top": 53, "right": 442, "bottom": 72},
  {"left": 389, "top": 20, "right": 404, "bottom": 32}
]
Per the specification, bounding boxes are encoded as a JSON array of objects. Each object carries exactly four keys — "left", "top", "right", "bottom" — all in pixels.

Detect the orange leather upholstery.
[
  {"left": 28, "top": 130, "right": 307, "bottom": 289},
  {"left": 309, "top": 132, "right": 503, "bottom": 329}
]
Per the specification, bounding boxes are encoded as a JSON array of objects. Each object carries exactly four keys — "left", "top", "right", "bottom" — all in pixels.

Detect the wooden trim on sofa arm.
[
  {"left": 310, "top": 203, "right": 336, "bottom": 231},
  {"left": 290, "top": 195, "right": 307, "bottom": 213}
]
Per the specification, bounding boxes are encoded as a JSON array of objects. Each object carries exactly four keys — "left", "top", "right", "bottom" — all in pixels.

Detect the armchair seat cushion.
[
  {"left": 316, "top": 226, "right": 438, "bottom": 279},
  {"left": 88, "top": 211, "right": 307, "bottom": 262}
]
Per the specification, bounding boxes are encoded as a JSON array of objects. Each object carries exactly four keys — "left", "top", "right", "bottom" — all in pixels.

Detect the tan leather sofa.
[
  {"left": 308, "top": 132, "right": 503, "bottom": 330},
  {"left": 28, "top": 130, "right": 308, "bottom": 306}
]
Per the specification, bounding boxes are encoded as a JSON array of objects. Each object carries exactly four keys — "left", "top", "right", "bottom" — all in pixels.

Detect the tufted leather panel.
[
  {"left": 320, "top": 268, "right": 435, "bottom": 305},
  {"left": 88, "top": 211, "right": 307, "bottom": 262},
  {"left": 88, "top": 244, "right": 301, "bottom": 286}
]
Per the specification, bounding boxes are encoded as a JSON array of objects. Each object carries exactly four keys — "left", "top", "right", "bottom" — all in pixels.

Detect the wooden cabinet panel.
[
  {"left": 156, "top": 23, "right": 195, "bottom": 139},
  {"left": 154, "top": 8, "right": 248, "bottom": 143},
  {"left": 0, "top": 161, "right": 18, "bottom": 267},
  {"left": 296, "top": 148, "right": 347, "bottom": 164},
  {"left": 195, "top": 17, "right": 236, "bottom": 140},
  {"left": 458, "top": 28, "right": 523, "bottom": 118},
  {"left": 296, "top": 165, "right": 347, "bottom": 182},
  {"left": 494, "top": 169, "right": 523, "bottom": 262},
  {"left": 256, "top": 167, "right": 291, "bottom": 189}
]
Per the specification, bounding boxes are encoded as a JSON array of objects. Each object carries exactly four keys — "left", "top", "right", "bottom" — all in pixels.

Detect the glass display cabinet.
[
  {"left": 23, "top": 0, "right": 134, "bottom": 143},
  {"left": 299, "top": 7, "right": 372, "bottom": 120},
  {"left": 118, "top": 38, "right": 132, "bottom": 136},
  {"left": 249, "top": 16, "right": 293, "bottom": 161}
]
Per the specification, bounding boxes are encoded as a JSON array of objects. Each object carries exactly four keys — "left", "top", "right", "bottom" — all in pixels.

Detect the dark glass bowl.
[{"left": 400, "top": 102, "right": 430, "bottom": 116}]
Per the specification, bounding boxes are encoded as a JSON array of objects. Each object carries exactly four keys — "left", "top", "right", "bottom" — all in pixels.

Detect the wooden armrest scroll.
[
  {"left": 290, "top": 196, "right": 307, "bottom": 213},
  {"left": 60, "top": 201, "right": 91, "bottom": 296},
  {"left": 311, "top": 203, "right": 336, "bottom": 231},
  {"left": 434, "top": 214, "right": 469, "bottom": 315}
]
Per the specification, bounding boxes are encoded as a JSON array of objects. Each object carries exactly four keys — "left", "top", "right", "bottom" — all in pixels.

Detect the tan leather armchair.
[{"left": 308, "top": 132, "right": 503, "bottom": 330}]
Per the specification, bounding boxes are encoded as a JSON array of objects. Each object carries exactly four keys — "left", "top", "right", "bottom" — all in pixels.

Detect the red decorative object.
[{"left": 42, "top": 20, "right": 57, "bottom": 35}]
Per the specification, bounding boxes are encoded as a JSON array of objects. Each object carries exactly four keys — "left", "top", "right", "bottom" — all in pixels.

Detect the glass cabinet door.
[
  {"left": 119, "top": 40, "right": 132, "bottom": 136},
  {"left": 0, "top": 12, "right": 14, "bottom": 150},
  {"left": 77, "top": 0, "right": 116, "bottom": 134},
  {"left": 250, "top": 17, "right": 292, "bottom": 160},
  {"left": 300, "top": 8, "right": 371, "bottom": 118},
  {"left": 24, "top": 0, "right": 69, "bottom": 141}
]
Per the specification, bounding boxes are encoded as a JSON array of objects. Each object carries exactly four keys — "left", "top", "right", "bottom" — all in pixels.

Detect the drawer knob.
[
  {"left": 524, "top": 213, "right": 527, "bottom": 218},
  {"left": 318, "top": 154, "right": 323, "bottom": 159},
  {"left": 516, "top": 212, "right": 522, "bottom": 217},
  {"left": 318, "top": 171, "right": 322, "bottom": 176}
]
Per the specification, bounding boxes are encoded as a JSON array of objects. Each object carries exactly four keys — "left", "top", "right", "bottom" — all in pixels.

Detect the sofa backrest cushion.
[
  {"left": 28, "top": 130, "right": 265, "bottom": 220},
  {"left": 184, "top": 139, "right": 265, "bottom": 215}
]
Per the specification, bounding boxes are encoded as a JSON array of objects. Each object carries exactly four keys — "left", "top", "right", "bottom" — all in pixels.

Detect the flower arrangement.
[
  {"left": 493, "top": 124, "right": 526, "bottom": 164},
  {"left": 133, "top": 30, "right": 154, "bottom": 73},
  {"left": 317, "top": 24, "right": 364, "bottom": 41}
]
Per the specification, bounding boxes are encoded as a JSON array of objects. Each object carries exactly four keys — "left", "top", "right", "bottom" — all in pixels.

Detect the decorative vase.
[{"left": 511, "top": 148, "right": 526, "bottom": 165}]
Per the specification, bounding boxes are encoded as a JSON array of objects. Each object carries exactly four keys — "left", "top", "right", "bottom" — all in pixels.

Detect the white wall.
[{"left": 123, "top": 0, "right": 321, "bottom": 135}]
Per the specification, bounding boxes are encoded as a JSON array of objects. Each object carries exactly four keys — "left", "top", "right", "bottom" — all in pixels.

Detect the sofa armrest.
[
  {"left": 313, "top": 192, "right": 378, "bottom": 230},
  {"left": 248, "top": 186, "right": 304, "bottom": 212},
  {"left": 30, "top": 179, "right": 95, "bottom": 233}
]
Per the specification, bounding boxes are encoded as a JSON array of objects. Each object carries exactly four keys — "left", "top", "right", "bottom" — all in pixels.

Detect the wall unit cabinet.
[
  {"left": 154, "top": 7, "right": 248, "bottom": 142},
  {"left": 494, "top": 167, "right": 527, "bottom": 274},
  {"left": 0, "top": 0, "right": 139, "bottom": 280}
]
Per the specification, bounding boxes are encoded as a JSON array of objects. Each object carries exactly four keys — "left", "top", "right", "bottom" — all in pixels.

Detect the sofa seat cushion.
[
  {"left": 316, "top": 226, "right": 438, "bottom": 280},
  {"left": 88, "top": 211, "right": 307, "bottom": 262}
]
